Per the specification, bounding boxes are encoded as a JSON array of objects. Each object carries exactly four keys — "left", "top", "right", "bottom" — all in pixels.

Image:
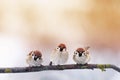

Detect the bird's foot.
[
  {"left": 76, "top": 63, "right": 83, "bottom": 66},
  {"left": 49, "top": 61, "right": 52, "bottom": 66}
]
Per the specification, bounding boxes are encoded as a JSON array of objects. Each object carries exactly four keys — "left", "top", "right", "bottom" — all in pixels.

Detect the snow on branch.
[{"left": 0, "top": 64, "right": 119, "bottom": 73}]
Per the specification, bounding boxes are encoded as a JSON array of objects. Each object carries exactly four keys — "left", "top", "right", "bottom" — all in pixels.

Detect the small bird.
[
  {"left": 50, "top": 43, "right": 68, "bottom": 65},
  {"left": 26, "top": 50, "right": 43, "bottom": 67},
  {"left": 73, "top": 46, "right": 90, "bottom": 65}
]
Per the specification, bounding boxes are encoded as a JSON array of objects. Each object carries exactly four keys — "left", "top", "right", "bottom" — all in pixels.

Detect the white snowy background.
[{"left": 0, "top": 0, "right": 120, "bottom": 80}]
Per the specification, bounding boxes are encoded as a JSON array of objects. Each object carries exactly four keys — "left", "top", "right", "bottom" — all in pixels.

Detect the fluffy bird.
[
  {"left": 73, "top": 46, "right": 90, "bottom": 65},
  {"left": 26, "top": 50, "right": 43, "bottom": 67},
  {"left": 50, "top": 43, "right": 68, "bottom": 65}
]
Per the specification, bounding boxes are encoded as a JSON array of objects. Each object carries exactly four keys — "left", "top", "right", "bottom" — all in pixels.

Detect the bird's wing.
[{"left": 50, "top": 50, "right": 56, "bottom": 61}]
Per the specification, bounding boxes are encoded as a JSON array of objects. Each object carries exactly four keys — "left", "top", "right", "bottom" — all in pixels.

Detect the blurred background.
[{"left": 0, "top": 0, "right": 120, "bottom": 80}]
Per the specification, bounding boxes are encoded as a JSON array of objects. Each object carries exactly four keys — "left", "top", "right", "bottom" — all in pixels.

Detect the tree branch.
[{"left": 0, "top": 64, "right": 119, "bottom": 73}]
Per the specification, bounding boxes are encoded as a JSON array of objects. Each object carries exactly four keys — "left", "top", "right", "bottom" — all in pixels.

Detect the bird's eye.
[
  {"left": 74, "top": 52, "right": 77, "bottom": 54},
  {"left": 56, "top": 47, "right": 59, "bottom": 50}
]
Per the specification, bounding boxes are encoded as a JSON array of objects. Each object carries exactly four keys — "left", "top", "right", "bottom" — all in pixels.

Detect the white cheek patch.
[
  {"left": 55, "top": 47, "right": 60, "bottom": 52},
  {"left": 82, "top": 52, "right": 85, "bottom": 56},
  {"left": 63, "top": 48, "right": 66, "bottom": 52},
  {"left": 83, "top": 52, "right": 87, "bottom": 56},
  {"left": 74, "top": 51, "right": 78, "bottom": 55},
  {"left": 32, "top": 55, "right": 34, "bottom": 59}
]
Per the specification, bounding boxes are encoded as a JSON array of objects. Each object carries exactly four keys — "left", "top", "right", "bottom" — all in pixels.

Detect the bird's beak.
[
  {"left": 60, "top": 48, "right": 64, "bottom": 52},
  {"left": 39, "top": 57, "right": 42, "bottom": 59},
  {"left": 34, "top": 56, "right": 38, "bottom": 61}
]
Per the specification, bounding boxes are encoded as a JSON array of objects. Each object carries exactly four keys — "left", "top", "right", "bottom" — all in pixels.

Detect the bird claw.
[
  {"left": 49, "top": 61, "right": 52, "bottom": 66},
  {"left": 76, "top": 63, "right": 88, "bottom": 66},
  {"left": 76, "top": 63, "right": 83, "bottom": 66}
]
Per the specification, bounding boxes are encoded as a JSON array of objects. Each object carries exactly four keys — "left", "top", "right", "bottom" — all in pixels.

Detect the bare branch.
[{"left": 0, "top": 64, "right": 119, "bottom": 73}]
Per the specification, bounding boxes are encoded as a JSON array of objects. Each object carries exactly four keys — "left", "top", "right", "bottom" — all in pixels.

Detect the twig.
[{"left": 0, "top": 64, "right": 119, "bottom": 73}]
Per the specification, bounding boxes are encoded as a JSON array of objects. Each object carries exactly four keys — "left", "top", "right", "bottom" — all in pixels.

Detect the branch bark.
[{"left": 0, "top": 64, "right": 119, "bottom": 73}]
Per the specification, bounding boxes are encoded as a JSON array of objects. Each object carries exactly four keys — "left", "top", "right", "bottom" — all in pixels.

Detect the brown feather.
[
  {"left": 58, "top": 43, "right": 66, "bottom": 49},
  {"left": 33, "top": 50, "right": 42, "bottom": 57},
  {"left": 28, "top": 51, "right": 33, "bottom": 55},
  {"left": 76, "top": 48, "right": 85, "bottom": 53}
]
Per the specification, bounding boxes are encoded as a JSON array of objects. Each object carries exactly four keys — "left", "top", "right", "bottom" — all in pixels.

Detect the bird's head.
[
  {"left": 28, "top": 50, "right": 42, "bottom": 61},
  {"left": 74, "top": 48, "right": 85, "bottom": 57},
  {"left": 56, "top": 43, "right": 66, "bottom": 52}
]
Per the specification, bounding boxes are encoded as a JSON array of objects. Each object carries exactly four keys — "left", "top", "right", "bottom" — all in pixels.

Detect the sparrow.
[
  {"left": 26, "top": 50, "right": 43, "bottom": 67},
  {"left": 73, "top": 46, "right": 90, "bottom": 65},
  {"left": 50, "top": 43, "right": 68, "bottom": 65}
]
